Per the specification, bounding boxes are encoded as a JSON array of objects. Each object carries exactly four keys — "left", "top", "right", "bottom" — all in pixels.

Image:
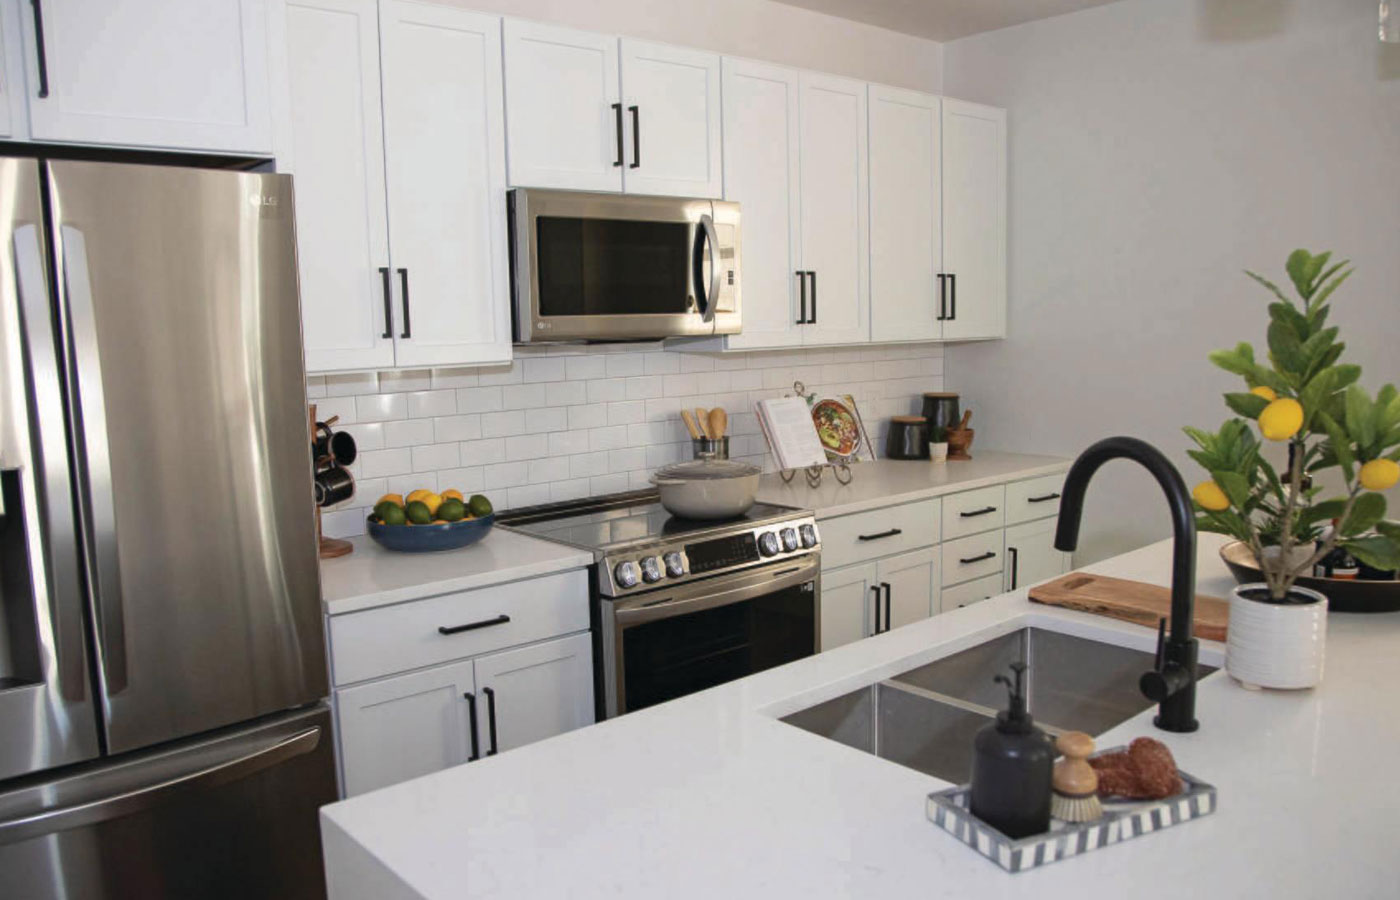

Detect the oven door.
[
  {"left": 603, "top": 554, "right": 818, "bottom": 717},
  {"left": 510, "top": 188, "right": 740, "bottom": 342}
]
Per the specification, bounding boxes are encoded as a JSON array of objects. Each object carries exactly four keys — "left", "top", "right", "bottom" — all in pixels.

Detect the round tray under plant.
[{"left": 1219, "top": 540, "right": 1400, "bottom": 614}]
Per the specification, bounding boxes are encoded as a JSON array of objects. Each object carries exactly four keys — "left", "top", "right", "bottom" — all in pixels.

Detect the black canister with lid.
[
  {"left": 921, "top": 392, "right": 960, "bottom": 444},
  {"left": 969, "top": 661, "right": 1053, "bottom": 838}
]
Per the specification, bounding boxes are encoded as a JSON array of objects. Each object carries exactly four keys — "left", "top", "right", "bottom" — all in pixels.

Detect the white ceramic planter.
[{"left": 1225, "top": 583, "right": 1328, "bottom": 690}]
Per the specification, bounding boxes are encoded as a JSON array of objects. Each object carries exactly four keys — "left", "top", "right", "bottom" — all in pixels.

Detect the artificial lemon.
[
  {"left": 442, "top": 489, "right": 464, "bottom": 502},
  {"left": 1359, "top": 458, "right": 1400, "bottom": 492},
  {"left": 377, "top": 493, "right": 405, "bottom": 508},
  {"left": 421, "top": 492, "right": 444, "bottom": 516},
  {"left": 1192, "top": 481, "right": 1231, "bottom": 512},
  {"left": 1250, "top": 386, "right": 1277, "bottom": 403},
  {"left": 406, "top": 489, "right": 431, "bottom": 505},
  {"left": 1258, "top": 397, "right": 1303, "bottom": 441}
]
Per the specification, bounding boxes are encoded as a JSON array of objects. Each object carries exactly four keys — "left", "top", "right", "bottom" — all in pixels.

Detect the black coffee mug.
[
  {"left": 314, "top": 465, "right": 355, "bottom": 507},
  {"left": 314, "top": 422, "right": 357, "bottom": 467}
]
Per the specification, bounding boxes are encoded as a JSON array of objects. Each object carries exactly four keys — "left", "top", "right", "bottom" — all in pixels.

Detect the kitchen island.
[{"left": 319, "top": 533, "right": 1400, "bottom": 898}]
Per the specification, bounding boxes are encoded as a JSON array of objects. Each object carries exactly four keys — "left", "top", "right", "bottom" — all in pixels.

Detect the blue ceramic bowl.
[{"left": 366, "top": 513, "right": 495, "bottom": 553}]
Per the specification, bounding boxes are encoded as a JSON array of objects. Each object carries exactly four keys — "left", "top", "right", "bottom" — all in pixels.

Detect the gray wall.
[{"left": 943, "top": 0, "right": 1400, "bottom": 563}]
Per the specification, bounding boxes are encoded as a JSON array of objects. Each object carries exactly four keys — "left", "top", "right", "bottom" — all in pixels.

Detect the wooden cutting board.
[{"left": 1028, "top": 573, "right": 1229, "bottom": 642}]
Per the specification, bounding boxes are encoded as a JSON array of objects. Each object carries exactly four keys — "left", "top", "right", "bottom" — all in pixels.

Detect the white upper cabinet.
[
  {"left": 618, "top": 39, "right": 721, "bottom": 198},
  {"left": 275, "top": 0, "right": 394, "bottom": 373},
  {"left": 379, "top": 2, "right": 511, "bottom": 368},
  {"left": 941, "top": 99, "right": 1007, "bottom": 341},
  {"left": 17, "top": 0, "right": 272, "bottom": 153},
  {"left": 720, "top": 58, "right": 802, "bottom": 350},
  {"left": 796, "top": 72, "right": 869, "bottom": 346},
  {"left": 503, "top": 19, "right": 621, "bottom": 191},
  {"left": 868, "top": 85, "right": 943, "bottom": 343}
]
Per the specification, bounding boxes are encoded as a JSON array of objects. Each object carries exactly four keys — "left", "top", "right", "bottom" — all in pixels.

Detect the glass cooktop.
[{"left": 501, "top": 494, "right": 798, "bottom": 552}]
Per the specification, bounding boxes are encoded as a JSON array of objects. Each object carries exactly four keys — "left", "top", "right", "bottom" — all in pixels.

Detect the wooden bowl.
[
  {"left": 1219, "top": 540, "right": 1400, "bottom": 613},
  {"left": 367, "top": 514, "right": 494, "bottom": 553}
]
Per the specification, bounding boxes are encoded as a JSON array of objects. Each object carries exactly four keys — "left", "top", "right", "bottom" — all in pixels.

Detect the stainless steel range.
[{"left": 500, "top": 492, "right": 820, "bottom": 718}]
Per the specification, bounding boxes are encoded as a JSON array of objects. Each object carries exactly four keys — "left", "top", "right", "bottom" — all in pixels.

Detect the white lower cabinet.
[
  {"left": 940, "top": 573, "right": 1005, "bottom": 612},
  {"left": 472, "top": 633, "right": 594, "bottom": 755},
  {"left": 819, "top": 546, "right": 938, "bottom": 651},
  {"left": 877, "top": 546, "right": 939, "bottom": 631},
  {"left": 819, "top": 562, "right": 876, "bottom": 651},
  {"left": 1004, "top": 518, "right": 1070, "bottom": 592}
]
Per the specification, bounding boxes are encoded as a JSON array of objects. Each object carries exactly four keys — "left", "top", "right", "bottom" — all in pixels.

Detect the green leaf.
[
  {"left": 1208, "top": 344, "right": 1256, "bottom": 377},
  {"left": 1268, "top": 301, "right": 1309, "bottom": 340},
  {"left": 1308, "top": 267, "right": 1352, "bottom": 316},
  {"left": 1285, "top": 249, "right": 1315, "bottom": 298},
  {"left": 1316, "top": 411, "right": 1355, "bottom": 481},
  {"left": 1341, "top": 536, "right": 1400, "bottom": 572},
  {"left": 1213, "top": 470, "right": 1253, "bottom": 509},
  {"left": 1267, "top": 319, "right": 1306, "bottom": 375},
  {"left": 1330, "top": 364, "right": 1362, "bottom": 392},
  {"left": 1341, "top": 492, "right": 1387, "bottom": 536},
  {"left": 1245, "top": 270, "right": 1292, "bottom": 305},
  {"left": 1345, "top": 384, "right": 1377, "bottom": 448},
  {"left": 1299, "top": 498, "right": 1348, "bottom": 528},
  {"left": 1224, "top": 392, "right": 1269, "bottom": 420},
  {"left": 1375, "top": 521, "right": 1400, "bottom": 543}
]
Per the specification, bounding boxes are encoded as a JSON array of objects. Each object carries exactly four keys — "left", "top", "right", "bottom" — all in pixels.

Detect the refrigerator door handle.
[
  {"left": 55, "top": 225, "right": 127, "bottom": 694},
  {"left": 13, "top": 224, "right": 88, "bottom": 703},
  {"left": 0, "top": 725, "right": 322, "bottom": 847}
]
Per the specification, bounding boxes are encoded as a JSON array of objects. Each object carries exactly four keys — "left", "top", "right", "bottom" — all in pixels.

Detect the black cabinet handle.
[
  {"left": 397, "top": 268, "right": 412, "bottom": 338},
  {"left": 959, "top": 550, "right": 996, "bottom": 565},
  {"left": 463, "top": 692, "right": 481, "bottom": 762},
  {"left": 857, "top": 527, "right": 902, "bottom": 542},
  {"left": 628, "top": 105, "right": 640, "bottom": 168},
  {"left": 959, "top": 506, "right": 998, "bottom": 518},
  {"left": 483, "top": 686, "right": 499, "bottom": 756},
  {"left": 29, "top": 1, "right": 49, "bottom": 99},
  {"left": 949, "top": 273, "right": 957, "bottom": 320},
  {"left": 1028, "top": 492, "right": 1061, "bottom": 503},
  {"left": 437, "top": 614, "right": 510, "bottom": 635},
  {"left": 881, "top": 582, "right": 892, "bottom": 633},
  {"left": 870, "top": 585, "right": 882, "bottom": 634},
  {"left": 936, "top": 273, "right": 948, "bottom": 321},
  {"left": 378, "top": 266, "right": 393, "bottom": 339},
  {"left": 808, "top": 271, "right": 817, "bottom": 323},
  {"left": 797, "top": 270, "right": 807, "bottom": 324},
  {"left": 1008, "top": 546, "right": 1020, "bottom": 590},
  {"left": 611, "top": 102, "right": 624, "bottom": 167}
]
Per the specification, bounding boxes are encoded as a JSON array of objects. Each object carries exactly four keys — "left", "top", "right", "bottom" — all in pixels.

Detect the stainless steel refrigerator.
[{"left": 0, "top": 159, "right": 334, "bottom": 898}]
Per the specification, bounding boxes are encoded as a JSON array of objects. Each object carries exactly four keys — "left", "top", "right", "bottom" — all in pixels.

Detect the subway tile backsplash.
[{"left": 311, "top": 342, "right": 944, "bottom": 538}]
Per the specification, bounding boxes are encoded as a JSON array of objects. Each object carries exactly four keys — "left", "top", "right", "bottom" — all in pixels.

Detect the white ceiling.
[{"left": 771, "top": 0, "right": 1121, "bottom": 42}]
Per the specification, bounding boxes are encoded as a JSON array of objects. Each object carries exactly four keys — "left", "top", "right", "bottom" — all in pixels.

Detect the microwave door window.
[{"left": 536, "top": 217, "right": 692, "bottom": 316}]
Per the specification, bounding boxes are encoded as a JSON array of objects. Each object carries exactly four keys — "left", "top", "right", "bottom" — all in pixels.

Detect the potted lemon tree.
[{"left": 1185, "top": 250, "right": 1400, "bottom": 690}]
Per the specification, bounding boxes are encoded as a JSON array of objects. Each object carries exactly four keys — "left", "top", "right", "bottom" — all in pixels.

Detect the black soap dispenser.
[{"left": 970, "top": 661, "right": 1053, "bottom": 838}]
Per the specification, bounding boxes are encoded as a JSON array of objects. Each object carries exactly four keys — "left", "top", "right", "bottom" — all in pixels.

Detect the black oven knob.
[
  {"left": 614, "top": 560, "right": 639, "bottom": 589},
  {"left": 800, "top": 524, "right": 817, "bottom": 548},
  {"left": 663, "top": 551, "right": 685, "bottom": 578},
  {"left": 780, "top": 527, "right": 799, "bottom": 552},
  {"left": 640, "top": 556, "right": 662, "bottom": 583},
  {"left": 758, "top": 532, "right": 780, "bottom": 557}
]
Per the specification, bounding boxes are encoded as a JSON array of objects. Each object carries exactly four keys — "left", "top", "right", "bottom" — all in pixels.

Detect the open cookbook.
[{"left": 756, "top": 393, "right": 874, "bottom": 470}]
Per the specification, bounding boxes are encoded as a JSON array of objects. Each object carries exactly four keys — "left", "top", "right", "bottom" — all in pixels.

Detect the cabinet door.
[
  {"left": 472, "top": 633, "right": 594, "bottom": 755},
  {"left": 941, "top": 99, "right": 1006, "bottom": 340},
  {"left": 619, "top": 39, "right": 721, "bottom": 198},
  {"left": 797, "top": 72, "right": 869, "bottom": 346},
  {"left": 503, "top": 19, "right": 621, "bottom": 191},
  {"left": 819, "top": 562, "right": 877, "bottom": 651},
  {"left": 868, "top": 86, "right": 942, "bottom": 343},
  {"left": 18, "top": 0, "right": 272, "bottom": 153},
  {"left": 719, "top": 58, "right": 803, "bottom": 350},
  {"left": 876, "top": 546, "right": 939, "bottom": 631},
  {"left": 1004, "top": 518, "right": 1070, "bottom": 592},
  {"left": 940, "top": 573, "right": 1004, "bottom": 613},
  {"left": 380, "top": 3, "right": 511, "bottom": 368},
  {"left": 335, "top": 658, "right": 478, "bottom": 797},
  {"left": 278, "top": 0, "right": 395, "bottom": 373}
]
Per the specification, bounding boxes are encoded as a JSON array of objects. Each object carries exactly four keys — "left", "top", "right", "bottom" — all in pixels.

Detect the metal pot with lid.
[{"left": 650, "top": 454, "right": 761, "bottom": 519}]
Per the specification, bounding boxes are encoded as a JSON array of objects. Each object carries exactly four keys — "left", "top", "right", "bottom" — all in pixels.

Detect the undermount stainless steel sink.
[{"left": 780, "top": 627, "right": 1217, "bottom": 784}]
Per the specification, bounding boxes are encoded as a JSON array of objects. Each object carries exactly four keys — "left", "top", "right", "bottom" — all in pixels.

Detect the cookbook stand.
[{"left": 771, "top": 382, "right": 855, "bottom": 488}]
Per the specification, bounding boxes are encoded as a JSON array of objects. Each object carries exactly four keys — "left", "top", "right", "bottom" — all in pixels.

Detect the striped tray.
[{"left": 925, "top": 756, "right": 1216, "bottom": 873}]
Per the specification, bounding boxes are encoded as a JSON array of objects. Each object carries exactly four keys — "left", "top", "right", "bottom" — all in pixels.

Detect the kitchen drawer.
[
  {"left": 941, "top": 530, "right": 1003, "bottom": 587},
  {"left": 1006, "top": 474, "right": 1066, "bottom": 525},
  {"left": 940, "top": 573, "right": 1005, "bottom": 612},
  {"left": 941, "top": 485, "right": 1005, "bottom": 540},
  {"left": 329, "top": 569, "right": 590, "bottom": 685},
  {"left": 818, "top": 498, "right": 941, "bottom": 570}
]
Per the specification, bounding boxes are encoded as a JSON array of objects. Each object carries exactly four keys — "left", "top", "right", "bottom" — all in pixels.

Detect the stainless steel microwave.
[{"left": 508, "top": 188, "right": 741, "bottom": 342}]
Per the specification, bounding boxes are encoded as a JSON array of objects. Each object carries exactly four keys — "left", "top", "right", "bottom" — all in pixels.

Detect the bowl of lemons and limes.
[{"left": 365, "top": 489, "right": 495, "bottom": 552}]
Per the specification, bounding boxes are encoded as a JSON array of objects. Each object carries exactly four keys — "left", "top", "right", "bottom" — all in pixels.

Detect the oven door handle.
[{"left": 613, "top": 556, "right": 819, "bottom": 628}]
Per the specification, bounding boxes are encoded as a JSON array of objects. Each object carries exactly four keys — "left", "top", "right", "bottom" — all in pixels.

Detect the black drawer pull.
[
  {"left": 438, "top": 614, "right": 510, "bottom": 635},
  {"left": 959, "top": 506, "right": 998, "bottom": 518},
  {"left": 1027, "top": 492, "right": 1061, "bottom": 503},
  {"left": 871, "top": 585, "right": 882, "bottom": 634},
  {"left": 959, "top": 551, "right": 996, "bottom": 565},
  {"left": 463, "top": 692, "right": 481, "bottom": 761},
  {"left": 857, "top": 528, "right": 902, "bottom": 542},
  {"left": 483, "top": 686, "right": 499, "bottom": 756}
]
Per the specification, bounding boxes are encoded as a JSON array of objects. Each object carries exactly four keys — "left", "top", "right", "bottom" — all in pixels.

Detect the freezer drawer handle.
[
  {"left": 483, "top": 687, "right": 499, "bottom": 756},
  {"left": 30, "top": 1, "right": 49, "bottom": 98},
  {"left": 0, "top": 726, "right": 321, "bottom": 846},
  {"left": 959, "top": 551, "right": 997, "bottom": 565},
  {"left": 463, "top": 692, "right": 481, "bottom": 761},
  {"left": 437, "top": 614, "right": 510, "bottom": 636},
  {"left": 959, "top": 506, "right": 997, "bottom": 518},
  {"left": 1027, "top": 492, "right": 1061, "bottom": 503},
  {"left": 857, "top": 528, "right": 902, "bottom": 542}
]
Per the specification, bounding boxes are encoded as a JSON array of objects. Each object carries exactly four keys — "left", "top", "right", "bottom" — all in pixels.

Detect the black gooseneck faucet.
[{"left": 1054, "top": 436, "right": 1201, "bottom": 733}]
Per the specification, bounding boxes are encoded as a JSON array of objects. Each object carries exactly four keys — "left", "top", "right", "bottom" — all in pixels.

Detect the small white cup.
[{"left": 929, "top": 442, "right": 949, "bottom": 463}]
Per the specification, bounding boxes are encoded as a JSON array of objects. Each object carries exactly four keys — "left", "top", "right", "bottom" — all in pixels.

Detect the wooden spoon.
[
  {"left": 680, "top": 409, "right": 702, "bottom": 440},
  {"left": 695, "top": 408, "right": 712, "bottom": 439},
  {"left": 708, "top": 407, "right": 727, "bottom": 441}
]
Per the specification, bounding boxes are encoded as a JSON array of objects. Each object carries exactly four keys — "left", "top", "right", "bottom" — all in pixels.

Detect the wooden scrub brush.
[{"left": 1051, "top": 731, "right": 1103, "bottom": 823}]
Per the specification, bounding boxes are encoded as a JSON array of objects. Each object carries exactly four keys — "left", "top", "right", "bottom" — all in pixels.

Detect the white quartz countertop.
[
  {"left": 319, "top": 529, "right": 593, "bottom": 615},
  {"left": 320, "top": 533, "right": 1400, "bottom": 898},
  {"left": 756, "top": 451, "right": 1071, "bottom": 518}
]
